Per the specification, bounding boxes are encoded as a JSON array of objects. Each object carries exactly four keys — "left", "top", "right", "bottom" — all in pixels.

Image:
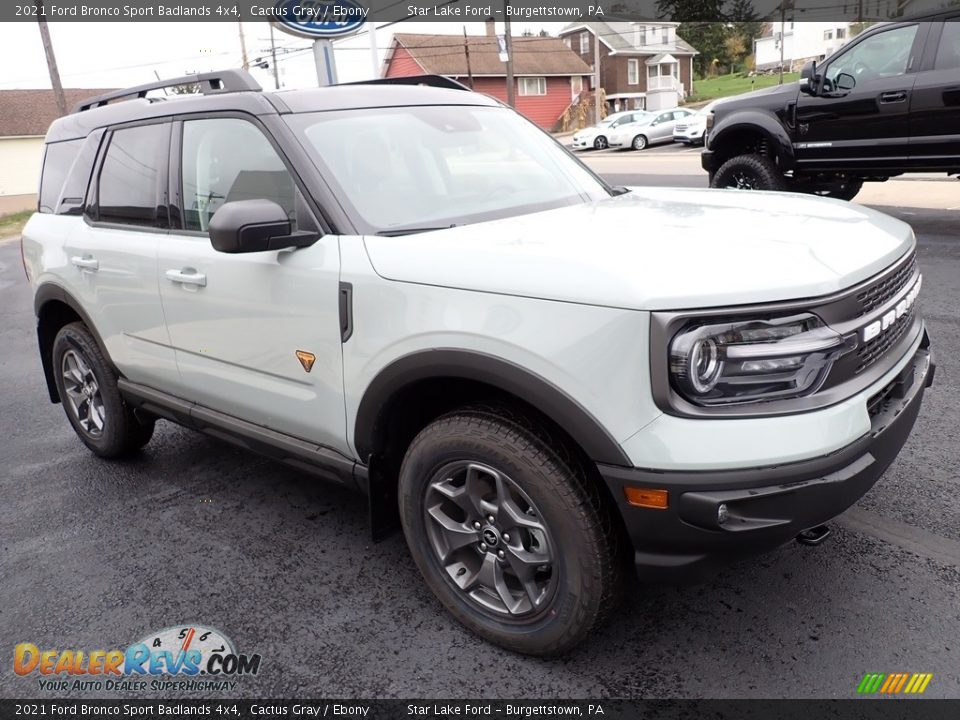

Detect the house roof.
[
  {"left": 0, "top": 88, "right": 116, "bottom": 137},
  {"left": 389, "top": 33, "right": 593, "bottom": 77},
  {"left": 559, "top": 21, "right": 698, "bottom": 56}
]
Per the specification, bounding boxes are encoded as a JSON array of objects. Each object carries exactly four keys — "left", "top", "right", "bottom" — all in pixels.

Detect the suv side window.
[
  {"left": 57, "top": 129, "right": 104, "bottom": 216},
  {"left": 824, "top": 24, "right": 918, "bottom": 87},
  {"left": 934, "top": 21, "right": 960, "bottom": 70},
  {"left": 180, "top": 118, "right": 296, "bottom": 232},
  {"left": 38, "top": 139, "right": 82, "bottom": 213},
  {"left": 97, "top": 123, "right": 169, "bottom": 228}
]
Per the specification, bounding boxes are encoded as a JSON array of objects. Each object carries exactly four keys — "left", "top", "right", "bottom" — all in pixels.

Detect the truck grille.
[
  {"left": 856, "top": 306, "right": 915, "bottom": 374},
  {"left": 855, "top": 251, "right": 917, "bottom": 317}
]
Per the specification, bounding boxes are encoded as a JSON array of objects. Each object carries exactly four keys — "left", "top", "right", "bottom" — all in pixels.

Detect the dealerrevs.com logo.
[{"left": 14, "top": 625, "right": 261, "bottom": 693}]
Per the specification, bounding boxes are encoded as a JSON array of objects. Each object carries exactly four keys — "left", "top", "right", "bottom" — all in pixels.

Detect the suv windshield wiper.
[{"left": 376, "top": 224, "right": 459, "bottom": 237}]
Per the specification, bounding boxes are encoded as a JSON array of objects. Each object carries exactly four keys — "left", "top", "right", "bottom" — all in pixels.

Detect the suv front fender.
[{"left": 703, "top": 110, "right": 795, "bottom": 174}]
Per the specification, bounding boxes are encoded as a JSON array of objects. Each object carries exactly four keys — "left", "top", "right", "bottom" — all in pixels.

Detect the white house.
[
  {"left": 0, "top": 88, "right": 112, "bottom": 215},
  {"left": 754, "top": 22, "right": 853, "bottom": 73}
]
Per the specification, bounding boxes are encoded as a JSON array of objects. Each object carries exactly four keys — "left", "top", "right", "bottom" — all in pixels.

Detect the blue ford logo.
[{"left": 272, "top": 0, "right": 367, "bottom": 39}]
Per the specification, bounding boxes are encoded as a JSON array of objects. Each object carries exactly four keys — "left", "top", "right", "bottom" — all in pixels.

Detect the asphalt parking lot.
[{"left": 1, "top": 167, "right": 958, "bottom": 699}]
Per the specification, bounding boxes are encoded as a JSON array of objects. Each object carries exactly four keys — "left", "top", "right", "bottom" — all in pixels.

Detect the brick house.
[
  {"left": 0, "top": 88, "right": 113, "bottom": 214},
  {"left": 558, "top": 22, "right": 698, "bottom": 112},
  {"left": 382, "top": 27, "right": 593, "bottom": 130}
]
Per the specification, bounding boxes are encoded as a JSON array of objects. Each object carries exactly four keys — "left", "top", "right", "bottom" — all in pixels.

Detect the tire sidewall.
[
  {"left": 632, "top": 135, "right": 647, "bottom": 151},
  {"left": 399, "top": 418, "right": 598, "bottom": 653},
  {"left": 594, "top": 136, "right": 607, "bottom": 150},
  {"left": 711, "top": 154, "right": 784, "bottom": 191}
]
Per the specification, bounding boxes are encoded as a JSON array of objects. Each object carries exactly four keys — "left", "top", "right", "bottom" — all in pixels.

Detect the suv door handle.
[
  {"left": 879, "top": 91, "right": 908, "bottom": 104},
  {"left": 70, "top": 255, "right": 99, "bottom": 271},
  {"left": 165, "top": 269, "right": 207, "bottom": 287}
]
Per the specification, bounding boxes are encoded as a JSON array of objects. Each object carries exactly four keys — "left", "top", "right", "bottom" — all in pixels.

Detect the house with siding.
[
  {"left": 558, "top": 21, "right": 698, "bottom": 112},
  {"left": 382, "top": 26, "right": 593, "bottom": 130},
  {"left": 0, "top": 88, "right": 113, "bottom": 214}
]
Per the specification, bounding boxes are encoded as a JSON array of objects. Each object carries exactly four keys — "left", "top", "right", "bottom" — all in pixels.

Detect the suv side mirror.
[
  {"left": 207, "top": 199, "right": 319, "bottom": 254},
  {"left": 800, "top": 60, "right": 819, "bottom": 96}
]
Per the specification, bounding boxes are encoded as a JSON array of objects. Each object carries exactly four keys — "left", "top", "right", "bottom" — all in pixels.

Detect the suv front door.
[
  {"left": 158, "top": 115, "right": 348, "bottom": 454},
  {"left": 909, "top": 17, "right": 960, "bottom": 168},
  {"left": 795, "top": 22, "right": 926, "bottom": 169}
]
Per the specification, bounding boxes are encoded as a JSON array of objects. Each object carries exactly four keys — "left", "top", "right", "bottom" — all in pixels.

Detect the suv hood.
[{"left": 362, "top": 188, "right": 914, "bottom": 311}]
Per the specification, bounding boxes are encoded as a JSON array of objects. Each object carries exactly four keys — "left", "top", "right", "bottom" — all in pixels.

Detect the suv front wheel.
[
  {"left": 52, "top": 322, "right": 155, "bottom": 458},
  {"left": 398, "top": 407, "right": 625, "bottom": 656},
  {"left": 711, "top": 154, "right": 784, "bottom": 191}
]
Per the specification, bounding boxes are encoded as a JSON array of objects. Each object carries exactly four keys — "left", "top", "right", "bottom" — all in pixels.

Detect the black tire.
[
  {"left": 631, "top": 134, "right": 648, "bottom": 151},
  {"left": 593, "top": 135, "right": 608, "bottom": 150},
  {"left": 398, "top": 407, "right": 626, "bottom": 656},
  {"left": 52, "top": 322, "right": 155, "bottom": 458},
  {"left": 711, "top": 153, "right": 785, "bottom": 191}
]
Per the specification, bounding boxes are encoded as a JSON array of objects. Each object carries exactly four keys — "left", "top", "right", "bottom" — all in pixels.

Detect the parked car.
[
  {"left": 23, "top": 70, "right": 933, "bottom": 657},
  {"left": 673, "top": 99, "right": 726, "bottom": 146},
  {"left": 608, "top": 109, "right": 694, "bottom": 150},
  {"left": 703, "top": 11, "right": 960, "bottom": 200},
  {"left": 570, "top": 110, "right": 650, "bottom": 150}
]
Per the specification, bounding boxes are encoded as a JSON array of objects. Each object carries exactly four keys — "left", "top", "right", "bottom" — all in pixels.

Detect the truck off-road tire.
[
  {"left": 631, "top": 134, "right": 648, "bottom": 151},
  {"left": 593, "top": 136, "right": 608, "bottom": 150},
  {"left": 711, "top": 154, "right": 785, "bottom": 191},
  {"left": 398, "top": 406, "right": 627, "bottom": 656},
  {"left": 52, "top": 322, "right": 155, "bottom": 458}
]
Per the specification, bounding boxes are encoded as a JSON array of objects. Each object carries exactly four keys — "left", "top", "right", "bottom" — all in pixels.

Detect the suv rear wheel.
[
  {"left": 711, "top": 154, "right": 784, "bottom": 191},
  {"left": 52, "top": 322, "right": 154, "bottom": 458},
  {"left": 398, "top": 407, "right": 625, "bottom": 656}
]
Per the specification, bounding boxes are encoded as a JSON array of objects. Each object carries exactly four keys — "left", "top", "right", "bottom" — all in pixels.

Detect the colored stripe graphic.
[{"left": 857, "top": 673, "right": 933, "bottom": 695}]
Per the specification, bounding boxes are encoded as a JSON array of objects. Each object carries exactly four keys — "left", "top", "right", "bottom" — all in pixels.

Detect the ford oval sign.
[{"left": 272, "top": 0, "right": 367, "bottom": 39}]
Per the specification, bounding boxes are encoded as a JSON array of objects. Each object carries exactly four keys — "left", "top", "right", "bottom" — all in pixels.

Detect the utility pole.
[
  {"left": 35, "top": 0, "right": 67, "bottom": 117},
  {"left": 503, "top": 4, "right": 515, "bottom": 107},
  {"left": 593, "top": 28, "right": 601, "bottom": 122},
  {"left": 463, "top": 26, "right": 474, "bottom": 89},
  {"left": 857, "top": 0, "right": 864, "bottom": 23},
  {"left": 238, "top": 20, "right": 250, "bottom": 70},
  {"left": 368, "top": 23, "right": 380, "bottom": 78},
  {"left": 268, "top": 24, "right": 280, "bottom": 89},
  {"left": 779, "top": 0, "right": 786, "bottom": 85}
]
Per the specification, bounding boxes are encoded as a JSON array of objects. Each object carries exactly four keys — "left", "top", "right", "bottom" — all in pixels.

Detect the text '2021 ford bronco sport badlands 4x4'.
[
  {"left": 23, "top": 70, "right": 933, "bottom": 656},
  {"left": 703, "top": 12, "right": 960, "bottom": 200}
]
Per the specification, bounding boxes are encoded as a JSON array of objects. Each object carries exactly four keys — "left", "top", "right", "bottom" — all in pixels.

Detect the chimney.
[{"left": 486, "top": 19, "right": 496, "bottom": 37}]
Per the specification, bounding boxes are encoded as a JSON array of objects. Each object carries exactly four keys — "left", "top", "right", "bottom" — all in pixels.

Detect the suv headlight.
[{"left": 669, "top": 313, "right": 856, "bottom": 406}]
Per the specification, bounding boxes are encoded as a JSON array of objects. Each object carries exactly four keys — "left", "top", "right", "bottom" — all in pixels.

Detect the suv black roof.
[{"left": 46, "top": 70, "right": 499, "bottom": 144}]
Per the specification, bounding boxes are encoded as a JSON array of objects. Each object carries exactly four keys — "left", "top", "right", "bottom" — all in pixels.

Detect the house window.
[
  {"left": 571, "top": 75, "right": 583, "bottom": 99},
  {"left": 518, "top": 77, "right": 547, "bottom": 96},
  {"left": 824, "top": 30, "right": 834, "bottom": 40},
  {"left": 627, "top": 59, "right": 639, "bottom": 85},
  {"left": 648, "top": 64, "right": 658, "bottom": 79},
  {"left": 836, "top": 28, "right": 847, "bottom": 40},
  {"left": 661, "top": 27, "right": 669, "bottom": 44},
  {"left": 580, "top": 32, "right": 589, "bottom": 55},
  {"left": 564, "top": 36, "right": 572, "bottom": 49}
]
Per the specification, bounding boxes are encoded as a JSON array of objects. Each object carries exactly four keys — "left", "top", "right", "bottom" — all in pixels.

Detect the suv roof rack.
[
  {"left": 342, "top": 75, "right": 472, "bottom": 92},
  {"left": 72, "top": 69, "right": 262, "bottom": 113}
]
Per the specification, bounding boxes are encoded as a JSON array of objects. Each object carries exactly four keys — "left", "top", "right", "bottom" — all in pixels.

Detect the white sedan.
[
  {"left": 608, "top": 108, "right": 694, "bottom": 151},
  {"left": 570, "top": 111, "right": 650, "bottom": 151},
  {"left": 673, "top": 99, "right": 726, "bottom": 146}
]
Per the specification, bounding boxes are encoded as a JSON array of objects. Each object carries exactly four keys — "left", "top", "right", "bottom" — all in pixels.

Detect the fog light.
[{"left": 717, "top": 503, "right": 729, "bottom": 524}]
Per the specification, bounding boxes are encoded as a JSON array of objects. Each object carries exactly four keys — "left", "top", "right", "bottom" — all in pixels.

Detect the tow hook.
[{"left": 796, "top": 525, "right": 832, "bottom": 546}]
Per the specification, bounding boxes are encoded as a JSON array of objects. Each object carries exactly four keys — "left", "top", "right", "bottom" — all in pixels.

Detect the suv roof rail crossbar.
[
  {"left": 72, "top": 69, "right": 262, "bottom": 113},
  {"left": 342, "top": 75, "right": 472, "bottom": 92}
]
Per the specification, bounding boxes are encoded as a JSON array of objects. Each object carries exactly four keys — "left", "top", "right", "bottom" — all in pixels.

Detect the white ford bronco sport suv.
[{"left": 23, "top": 70, "right": 934, "bottom": 657}]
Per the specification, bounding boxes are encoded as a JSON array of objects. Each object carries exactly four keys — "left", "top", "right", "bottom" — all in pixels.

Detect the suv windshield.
[{"left": 286, "top": 105, "right": 611, "bottom": 234}]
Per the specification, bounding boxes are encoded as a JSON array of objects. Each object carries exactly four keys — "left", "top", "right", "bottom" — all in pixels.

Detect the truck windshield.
[{"left": 285, "top": 105, "right": 612, "bottom": 235}]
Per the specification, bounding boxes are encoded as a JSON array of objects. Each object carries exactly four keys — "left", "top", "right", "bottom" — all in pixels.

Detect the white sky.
[{"left": 0, "top": 21, "right": 559, "bottom": 91}]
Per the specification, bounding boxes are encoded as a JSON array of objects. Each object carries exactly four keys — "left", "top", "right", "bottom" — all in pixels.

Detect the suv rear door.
[
  {"left": 909, "top": 16, "right": 960, "bottom": 168},
  {"left": 795, "top": 22, "right": 928, "bottom": 169},
  {"left": 159, "top": 115, "right": 348, "bottom": 454}
]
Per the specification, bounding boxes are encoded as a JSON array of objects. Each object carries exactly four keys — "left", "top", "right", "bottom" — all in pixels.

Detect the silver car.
[{"left": 608, "top": 108, "right": 695, "bottom": 150}]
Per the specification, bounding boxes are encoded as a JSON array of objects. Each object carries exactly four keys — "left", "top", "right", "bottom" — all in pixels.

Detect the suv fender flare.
[
  {"left": 709, "top": 111, "right": 796, "bottom": 167},
  {"left": 353, "top": 349, "right": 631, "bottom": 467},
  {"left": 34, "top": 283, "right": 117, "bottom": 403}
]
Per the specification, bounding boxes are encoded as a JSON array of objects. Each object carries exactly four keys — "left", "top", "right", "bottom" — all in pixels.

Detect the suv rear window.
[
  {"left": 935, "top": 21, "right": 960, "bottom": 70},
  {"left": 97, "top": 123, "right": 169, "bottom": 228},
  {"left": 38, "top": 139, "right": 81, "bottom": 214},
  {"left": 57, "top": 129, "right": 104, "bottom": 216}
]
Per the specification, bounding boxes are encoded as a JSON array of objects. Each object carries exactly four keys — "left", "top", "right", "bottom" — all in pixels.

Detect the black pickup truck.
[{"left": 702, "top": 12, "right": 960, "bottom": 200}]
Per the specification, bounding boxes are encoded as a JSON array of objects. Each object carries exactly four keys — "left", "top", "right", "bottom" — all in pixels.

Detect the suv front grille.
[
  {"left": 856, "top": 306, "right": 915, "bottom": 374},
  {"left": 856, "top": 251, "right": 916, "bottom": 317}
]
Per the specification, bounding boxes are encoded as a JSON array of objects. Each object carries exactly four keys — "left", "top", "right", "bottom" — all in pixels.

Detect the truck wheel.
[
  {"left": 711, "top": 154, "right": 785, "bottom": 191},
  {"left": 52, "top": 322, "right": 155, "bottom": 458},
  {"left": 398, "top": 407, "right": 625, "bottom": 656}
]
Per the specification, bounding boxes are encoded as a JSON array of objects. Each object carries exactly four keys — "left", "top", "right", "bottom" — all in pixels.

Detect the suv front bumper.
[{"left": 598, "top": 334, "right": 933, "bottom": 583}]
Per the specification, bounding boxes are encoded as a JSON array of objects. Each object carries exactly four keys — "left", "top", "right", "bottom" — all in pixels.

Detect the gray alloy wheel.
[
  {"left": 422, "top": 460, "right": 558, "bottom": 619},
  {"left": 632, "top": 134, "right": 648, "bottom": 151},
  {"left": 61, "top": 348, "right": 106, "bottom": 438},
  {"left": 593, "top": 136, "right": 608, "bottom": 150}
]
